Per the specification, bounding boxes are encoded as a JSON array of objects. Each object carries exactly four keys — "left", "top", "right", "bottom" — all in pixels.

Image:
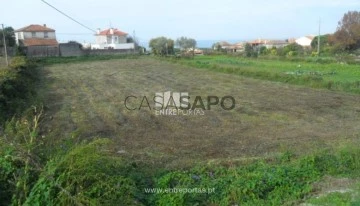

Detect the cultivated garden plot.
[{"left": 39, "top": 57, "right": 360, "bottom": 167}]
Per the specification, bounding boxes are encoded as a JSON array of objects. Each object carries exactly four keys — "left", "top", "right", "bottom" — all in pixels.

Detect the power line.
[{"left": 40, "top": 0, "right": 96, "bottom": 33}]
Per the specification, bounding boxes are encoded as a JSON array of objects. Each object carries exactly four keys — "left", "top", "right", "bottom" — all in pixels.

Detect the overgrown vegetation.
[
  {"left": 24, "top": 139, "right": 142, "bottom": 205},
  {"left": 0, "top": 26, "right": 16, "bottom": 47},
  {"left": 151, "top": 147, "right": 360, "bottom": 205},
  {"left": 0, "top": 56, "right": 39, "bottom": 123},
  {"left": 149, "top": 37, "right": 175, "bottom": 56}
]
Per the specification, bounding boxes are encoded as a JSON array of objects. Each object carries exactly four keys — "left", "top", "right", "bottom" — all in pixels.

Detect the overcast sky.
[{"left": 1, "top": 0, "right": 359, "bottom": 46}]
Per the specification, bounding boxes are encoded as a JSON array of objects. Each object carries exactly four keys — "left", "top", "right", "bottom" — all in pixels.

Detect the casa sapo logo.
[{"left": 124, "top": 91, "right": 235, "bottom": 116}]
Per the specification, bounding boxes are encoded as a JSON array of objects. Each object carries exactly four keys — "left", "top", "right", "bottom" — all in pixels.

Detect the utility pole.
[
  {"left": 133, "top": 30, "right": 136, "bottom": 54},
  {"left": 317, "top": 18, "right": 321, "bottom": 57},
  {"left": 1, "top": 24, "right": 9, "bottom": 66},
  {"left": 165, "top": 42, "right": 168, "bottom": 56}
]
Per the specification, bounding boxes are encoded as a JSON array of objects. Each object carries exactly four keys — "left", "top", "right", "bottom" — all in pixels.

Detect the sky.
[{"left": 1, "top": 0, "right": 360, "bottom": 47}]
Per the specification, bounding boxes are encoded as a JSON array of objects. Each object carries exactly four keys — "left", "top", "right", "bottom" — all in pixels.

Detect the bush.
[
  {"left": 151, "top": 146, "right": 360, "bottom": 205},
  {"left": 0, "top": 59, "right": 39, "bottom": 124},
  {"left": 9, "top": 56, "right": 27, "bottom": 70},
  {"left": 153, "top": 161, "right": 319, "bottom": 205},
  {"left": 25, "top": 139, "right": 142, "bottom": 206}
]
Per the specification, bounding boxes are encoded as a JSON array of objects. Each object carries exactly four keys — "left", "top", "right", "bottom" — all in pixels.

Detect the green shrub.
[
  {"left": 9, "top": 56, "right": 27, "bottom": 70},
  {"left": 0, "top": 149, "right": 17, "bottom": 205},
  {"left": 152, "top": 161, "right": 320, "bottom": 205},
  {"left": 25, "top": 139, "right": 142, "bottom": 206},
  {"left": 0, "top": 60, "right": 39, "bottom": 124}
]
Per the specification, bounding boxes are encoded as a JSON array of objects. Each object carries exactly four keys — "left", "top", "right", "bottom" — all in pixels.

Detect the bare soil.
[{"left": 39, "top": 57, "right": 360, "bottom": 167}]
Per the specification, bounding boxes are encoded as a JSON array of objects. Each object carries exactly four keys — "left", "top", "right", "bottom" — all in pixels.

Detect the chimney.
[
  {"left": 110, "top": 28, "right": 114, "bottom": 35},
  {"left": 43, "top": 24, "right": 46, "bottom": 27},
  {"left": 97, "top": 28, "right": 100, "bottom": 35}
]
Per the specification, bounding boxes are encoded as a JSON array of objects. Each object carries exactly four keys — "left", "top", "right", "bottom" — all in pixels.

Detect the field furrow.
[{"left": 39, "top": 57, "right": 360, "bottom": 166}]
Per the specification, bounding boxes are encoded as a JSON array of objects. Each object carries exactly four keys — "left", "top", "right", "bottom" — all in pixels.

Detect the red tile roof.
[
  {"left": 16, "top": 24, "right": 55, "bottom": 32},
  {"left": 98, "top": 28, "right": 127, "bottom": 36},
  {"left": 21, "top": 38, "right": 58, "bottom": 47}
]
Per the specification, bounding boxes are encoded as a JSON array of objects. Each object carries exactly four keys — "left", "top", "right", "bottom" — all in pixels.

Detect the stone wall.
[
  {"left": 59, "top": 43, "right": 136, "bottom": 57},
  {"left": 25, "top": 46, "right": 59, "bottom": 57}
]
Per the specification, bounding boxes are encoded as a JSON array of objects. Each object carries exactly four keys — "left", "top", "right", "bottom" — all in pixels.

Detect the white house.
[
  {"left": 15, "top": 24, "right": 58, "bottom": 47},
  {"left": 91, "top": 28, "right": 135, "bottom": 50},
  {"left": 295, "top": 36, "right": 315, "bottom": 47}
]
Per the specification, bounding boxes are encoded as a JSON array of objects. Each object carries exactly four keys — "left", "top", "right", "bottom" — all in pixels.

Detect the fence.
[
  {"left": 2, "top": 43, "right": 138, "bottom": 58},
  {"left": 25, "top": 46, "right": 59, "bottom": 57}
]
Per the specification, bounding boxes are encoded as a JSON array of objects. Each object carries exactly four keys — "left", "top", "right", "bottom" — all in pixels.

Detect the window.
[
  {"left": 31, "top": 32, "right": 36, "bottom": 38},
  {"left": 44, "top": 32, "right": 48, "bottom": 38}
]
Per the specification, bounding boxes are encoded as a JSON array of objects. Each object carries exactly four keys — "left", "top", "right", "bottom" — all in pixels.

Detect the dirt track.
[{"left": 39, "top": 57, "right": 360, "bottom": 167}]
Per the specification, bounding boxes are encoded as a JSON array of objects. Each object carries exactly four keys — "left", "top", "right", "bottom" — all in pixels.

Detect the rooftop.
[
  {"left": 16, "top": 24, "right": 55, "bottom": 32},
  {"left": 21, "top": 38, "right": 58, "bottom": 46},
  {"left": 97, "top": 28, "right": 128, "bottom": 36}
]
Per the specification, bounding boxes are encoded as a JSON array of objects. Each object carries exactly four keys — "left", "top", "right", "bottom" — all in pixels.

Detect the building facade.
[
  {"left": 15, "top": 24, "right": 58, "bottom": 47},
  {"left": 91, "top": 28, "right": 135, "bottom": 50}
]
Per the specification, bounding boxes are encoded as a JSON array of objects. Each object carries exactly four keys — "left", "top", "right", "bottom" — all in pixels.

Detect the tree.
[
  {"left": 283, "top": 43, "right": 304, "bottom": 56},
  {"left": 126, "top": 36, "right": 139, "bottom": 48},
  {"left": 310, "top": 34, "right": 332, "bottom": 55},
  {"left": 149, "top": 37, "right": 174, "bottom": 56},
  {"left": 332, "top": 11, "right": 360, "bottom": 51},
  {"left": 211, "top": 42, "right": 226, "bottom": 53},
  {"left": 212, "top": 42, "right": 220, "bottom": 51},
  {"left": 244, "top": 43, "right": 257, "bottom": 57},
  {"left": 259, "top": 46, "right": 268, "bottom": 55},
  {"left": 175, "top": 37, "right": 197, "bottom": 55},
  {"left": 0, "top": 26, "right": 16, "bottom": 47}
]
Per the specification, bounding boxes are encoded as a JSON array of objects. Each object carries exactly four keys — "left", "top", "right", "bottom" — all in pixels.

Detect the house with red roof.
[
  {"left": 15, "top": 24, "right": 58, "bottom": 47},
  {"left": 91, "top": 28, "right": 135, "bottom": 50},
  {"left": 14, "top": 24, "right": 59, "bottom": 57}
]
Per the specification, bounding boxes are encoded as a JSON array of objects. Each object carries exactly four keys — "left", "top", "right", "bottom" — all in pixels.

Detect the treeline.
[
  {"left": 224, "top": 11, "right": 360, "bottom": 58},
  {"left": 149, "top": 36, "right": 197, "bottom": 56},
  {"left": 147, "top": 11, "right": 360, "bottom": 58}
]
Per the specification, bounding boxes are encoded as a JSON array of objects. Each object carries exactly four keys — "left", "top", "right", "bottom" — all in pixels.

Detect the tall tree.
[
  {"left": 212, "top": 42, "right": 222, "bottom": 51},
  {"left": 311, "top": 34, "right": 332, "bottom": 55},
  {"left": 332, "top": 11, "right": 360, "bottom": 51},
  {"left": 244, "top": 43, "right": 253, "bottom": 57},
  {"left": 175, "top": 37, "right": 196, "bottom": 51},
  {"left": 0, "top": 26, "right": 16, "bottom": 47},
  {"left": 149, "top": 37, "right": 174, "bottom": 56}
]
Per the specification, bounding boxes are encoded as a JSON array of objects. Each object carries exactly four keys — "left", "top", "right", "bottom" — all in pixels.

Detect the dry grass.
[{"left": 38, "top": 57, "right": 360, "bottom": 168}]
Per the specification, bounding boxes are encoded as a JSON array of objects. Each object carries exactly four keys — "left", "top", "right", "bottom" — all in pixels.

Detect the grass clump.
[
  {"left": 307, "top": 192, "right": 359, "bottom": 206},
  {"left": 25, "top": 138, "right": 142, "bottom": 206},
  {"left": 150, "top": 147, "right": 360, "bottom": 205}
]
